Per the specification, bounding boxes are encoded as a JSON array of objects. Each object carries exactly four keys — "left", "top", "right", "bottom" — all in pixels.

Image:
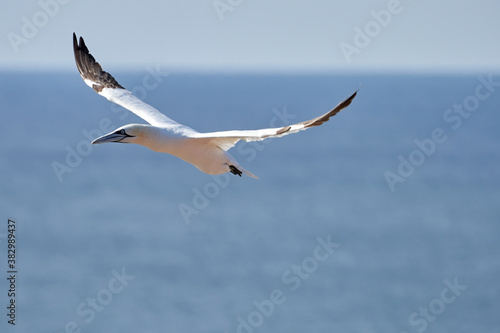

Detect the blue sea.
[{"left": 1, "top": 71, "right": 499, "bottom": 333}]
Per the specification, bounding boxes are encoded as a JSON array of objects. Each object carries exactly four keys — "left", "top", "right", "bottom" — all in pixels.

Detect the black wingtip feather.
[{"left": 72, "top": 33, "right": 125, "bottom": 93}]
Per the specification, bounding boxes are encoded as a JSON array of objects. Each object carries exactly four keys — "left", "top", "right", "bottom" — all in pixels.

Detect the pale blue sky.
[{"left": 1, "top": 0, "right": 499, "bottom": 72}]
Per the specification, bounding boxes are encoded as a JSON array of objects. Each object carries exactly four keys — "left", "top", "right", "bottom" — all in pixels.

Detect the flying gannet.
[{"left": 73, "top": 33, "right": 357, "bottom": 178}]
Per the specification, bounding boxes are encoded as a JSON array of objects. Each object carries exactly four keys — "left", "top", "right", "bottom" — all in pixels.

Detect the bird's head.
[{"left": 92, "top": 124, "right": 151, "bottom": 145}]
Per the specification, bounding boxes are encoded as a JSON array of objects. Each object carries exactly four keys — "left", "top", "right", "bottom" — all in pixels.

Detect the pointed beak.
[{"left": 92, "top": 132, "right": 132, "bottom": 144}]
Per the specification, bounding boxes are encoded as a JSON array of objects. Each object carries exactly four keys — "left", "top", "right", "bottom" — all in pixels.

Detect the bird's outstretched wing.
[
  {"left": 73, "top": 33, "right": 182, "bottom": 129},
  {"left": 193, "top": 91, "right": 357, "bottom": 151}
]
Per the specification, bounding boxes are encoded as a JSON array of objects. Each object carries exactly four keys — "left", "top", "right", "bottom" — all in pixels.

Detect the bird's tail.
[{"left": 240, "top": 166, "right": 259, "bottom": 179}]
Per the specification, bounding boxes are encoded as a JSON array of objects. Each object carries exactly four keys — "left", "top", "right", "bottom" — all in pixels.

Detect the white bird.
[{"left": 73, "top": 33, "right": 357, "bottom": 178}]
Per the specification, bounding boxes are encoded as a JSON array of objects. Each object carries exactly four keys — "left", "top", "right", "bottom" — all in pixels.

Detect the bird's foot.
[{"left": 229, "top": 165, "right": 242, "bottom": 177}]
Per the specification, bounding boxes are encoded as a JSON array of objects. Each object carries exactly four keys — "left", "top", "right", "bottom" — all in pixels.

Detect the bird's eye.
[{"left": 119, "top": 129, "right": 126, "bottom": 135}]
